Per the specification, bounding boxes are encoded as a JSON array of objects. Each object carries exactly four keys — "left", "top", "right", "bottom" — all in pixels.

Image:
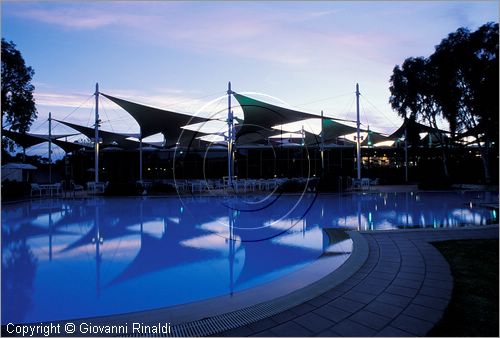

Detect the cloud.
[{"left": 35, "top": 91, "right": 95, "bottom": 108}]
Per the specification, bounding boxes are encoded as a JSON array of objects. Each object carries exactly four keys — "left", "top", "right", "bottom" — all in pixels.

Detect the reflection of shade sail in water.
[{"left": 107, "top": 232, "right": 223, "bottom": 287}]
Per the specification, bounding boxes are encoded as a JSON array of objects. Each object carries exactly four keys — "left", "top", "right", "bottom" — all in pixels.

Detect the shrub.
[
  {"left": 103, "top": 182, "right": 142, "bottom": 196},
  {"left": 148, "top": 182, "right": 176, "bottom": 195},
  {"left": 1, "top": 180, "right": 30, "bottom": 200}
]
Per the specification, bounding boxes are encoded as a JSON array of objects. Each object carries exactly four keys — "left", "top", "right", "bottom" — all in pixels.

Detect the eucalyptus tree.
[
  {"left": 389, "top": 22, "right": 499, "bottom": 183},
  {"left": 431, "top": 22, "right": 498, "bottom": 183},
  {"left": 389, "top": 57, "right": 451, "bottom": 178},
  {"left": 1, "top": 39, "right": 38, "bottom": 154}
]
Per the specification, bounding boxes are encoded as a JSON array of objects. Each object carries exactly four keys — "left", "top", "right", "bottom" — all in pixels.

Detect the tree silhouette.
[
  {"left": 389, "top": 57, "right": 451, "bottom": 177},
  {"left": 1, "top": 39, "right": 38, "bottom": 152},
  {"left": 389, "top": 22, "right": 499, "bottom": 183}
]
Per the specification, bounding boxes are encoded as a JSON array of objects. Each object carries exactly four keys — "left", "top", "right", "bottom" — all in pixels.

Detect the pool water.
[{"left": 1, "top": 191, "right": 497, "bottom": 324}]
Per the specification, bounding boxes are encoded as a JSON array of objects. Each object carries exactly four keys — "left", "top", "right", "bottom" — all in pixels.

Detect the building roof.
[{"left": 2, "top": 163, "right": 37, "bottom": 170}]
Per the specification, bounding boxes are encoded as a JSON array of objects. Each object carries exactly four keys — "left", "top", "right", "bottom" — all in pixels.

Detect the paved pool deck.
[{"left": 219, "top": 226, "right": 499, "bottom": 337}]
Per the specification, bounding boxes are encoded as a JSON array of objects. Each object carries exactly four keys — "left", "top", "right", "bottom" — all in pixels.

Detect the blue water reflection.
[{"left": 1, "top": 191, "right": 497, "bottom": 324}]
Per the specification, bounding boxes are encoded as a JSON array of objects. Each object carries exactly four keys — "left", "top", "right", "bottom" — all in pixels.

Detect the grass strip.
[{"left": 428, "top": 239, "right": 499, "bottom": 337}]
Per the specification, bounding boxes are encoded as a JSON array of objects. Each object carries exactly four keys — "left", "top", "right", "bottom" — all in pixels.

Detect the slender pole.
[
  {"left": 404, "top": 127, "right": 408, "bottom": 183},
  {"left": 320, "top": 110, "right": 325, "bottom": 174},
  {"left": 228, "top": 208, "right": 235, "bottom": 296},
  {"left": 356, "top": 83, "right": 361, "bottom": 180},
  {"left": 139, "top": 129, "right": 143, "bottom": 183},
  {"left": 48, "top": 112, "right": 52, "bottom": 184},
  {"left": 94, "top": 83, "right": 100, "bottom": 183},
  {"left": 227, "top": 82, "right": 233, "bottom": 185}
]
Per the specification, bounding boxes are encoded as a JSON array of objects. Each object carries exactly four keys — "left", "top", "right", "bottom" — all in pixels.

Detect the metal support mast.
[
  {"left": 320, "top": 110, "right": 325, "bottom": 174},
  {"left": 356, "top": 83, "right": 361, "bottom": 180},
  {"left": 48, "top": 112, "right": 52, "bottom": 183},
  {"left": 94, "top": 83, "right": 100, "bottom": 183},
  {"left": 227, "top": 82, "right": 234, "bottom": 186},
  {"left": 139, "top": 128, "right": 143, "bottom": 184}
]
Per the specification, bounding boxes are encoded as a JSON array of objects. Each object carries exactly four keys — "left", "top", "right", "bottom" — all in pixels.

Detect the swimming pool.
[{"left": 1, "top": 190, "right": 497, "bottom": 324}]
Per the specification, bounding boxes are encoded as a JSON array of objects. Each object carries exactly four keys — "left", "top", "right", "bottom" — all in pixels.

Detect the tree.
[
  {"left": 431, "top": 22, "right": 498, "bottom": 183},
  {"left": 389, "top": 22, "right": 499, "bottom": 183},
  {"left": 1, "top": 39, "right": 37, "bottom": 145},
  {"left": 389, "top": 57, "right": 451, "bottom": 178}
]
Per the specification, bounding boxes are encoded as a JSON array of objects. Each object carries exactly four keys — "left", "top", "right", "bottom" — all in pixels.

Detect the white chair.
[
  {"left": 30, "top": 183, "right": 43, "bottom": 197},
  {"left": 49, "top": 182, "right": 63, "bottom": 196},
  {"left": 361, "top": 178, "right": 371, "bottom": 191},
  {"left": 71, "top": 181, "right": 84, "bottom": 196}
]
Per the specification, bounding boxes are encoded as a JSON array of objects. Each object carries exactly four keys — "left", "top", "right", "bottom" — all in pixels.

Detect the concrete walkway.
[{"left": 219, "top": 227, "right": 498, "bottom": 337}]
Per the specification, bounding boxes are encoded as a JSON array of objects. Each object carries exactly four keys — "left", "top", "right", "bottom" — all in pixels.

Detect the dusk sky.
[{"left": 2, "top": 1, "right": 498, "bottom": 158}]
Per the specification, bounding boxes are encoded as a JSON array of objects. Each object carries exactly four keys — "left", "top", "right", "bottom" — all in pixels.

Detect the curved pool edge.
[{"left": 19, "top": 231, "right": 368, "bottom": 336}]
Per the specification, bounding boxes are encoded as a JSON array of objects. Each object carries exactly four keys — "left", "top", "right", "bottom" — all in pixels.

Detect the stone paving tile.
[
  {"left": 328, "top": 297, "right": 366, "bottom": 313},
  {"left": 396, "top": 271, "right": 424, "bottom": 281},
  {"left": 349, "top": 310, "right": 393, "bottom": 331},
  {"left": 293, "top": 313, "right": 334, "bottom": 334},
  {"left": 391, "top": 277, "right": 422, "bottom": 289},
  {"left": 376, "top": 292, "right": 412, "bottom": 307},
  {"left": 376, "top": 260, "right": 400, "bottom": 268},
  {"left": 391, "top": 314, "right": 434, "bottom": 336},
  {"left": 250, "top": 329, "right": 277, "bottom": 337},
  {"left": 375, "top": 325, "right": 413, "bottom": 336},
  {"left": 222, "top": 325, "right": 254, "bottom": 336},
  {"left": 426, "top": 272, "right": 453, "bottom": 282},
  {"left": 343, "top": 290, "right": 377, "bottom": 304},
  {"left": 332, "top": 283, "right": 356, "bottom": 293},
  {"left": 288, "top": 303, "right": 316, "bottom": 316},
  {"left": 426, "top": 265, "right": 451, "bottom": 274},
  {"left": 369, "top": 271, "right": 396, "bottom": 281},
  {"left": 400, "top": 261, "right": 425, "bottom": 269},
  {"left": 372, "top": 266, "right": 399, "bottom": 274},
  {"left": 399, "top": 265, "right": 425, "bottom": 274},
  {"left": 307, "top": 295, "right": 332, "bottom": 308},
  {"left": 268, "top": 310, "right": 297, "bottom": 324},
  {"left": 321, "top": 289, "right": 344, "bottom": 300},
  {"left": 386, "top": 285, "right": 419, "bottom": 298},
  {"left": 350, "top": 283, "right": 386, "bottom": 296},
  {"left": 400, "top": 256, "right": 424, "bottom": 265},
  {"left": 247, "top": 317, "right": 279, "bottom": 333},
  {"left": 357, "top": 266, "right": 373, "bottom": 274},
  {"left": 360, "top": 277, "right": 392, "bottom": 287},
  {"left": 315, "top": 328, "right": 342, "bottom": 337},
  {"left": 423, "top": 279, "right": 452, "bottom": 290},
  {"left": 331, "top": 319, "right": 377, "bottom": 337},
  {"left": 419, "top": 285, "right": 452, "bottom": 300},
  {"left": 403, "top": 303, "right": 444, "bottom": 323},
  {"left": 313, "top": 304, "right": 351, "bottom": 323},
  {"left": 364, "top": 300, "right": 404, "bottom": 319},
  {"left": 377, "top": 255, "right": 401, "bottom": 263},
  {"left": 411, "top": 294, "right": 449, "bottom": 310},
  {"left": 269, "top": 321, "right": 313, "bottom": 337}
]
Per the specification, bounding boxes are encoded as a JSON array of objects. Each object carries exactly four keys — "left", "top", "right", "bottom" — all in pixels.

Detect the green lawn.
[{"left": 428, "top": 239, "right": 499, "bottom": 337}]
